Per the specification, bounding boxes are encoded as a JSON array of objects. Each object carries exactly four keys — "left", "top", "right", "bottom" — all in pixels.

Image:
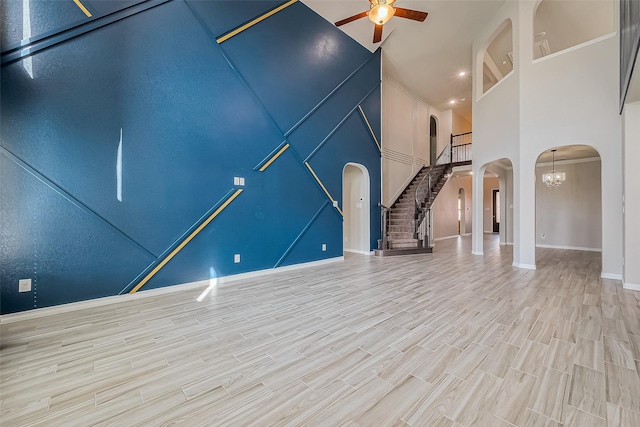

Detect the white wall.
[
  {"left": 471, "top": 0, "right": 622, "bottom": 276},
  {"left": 519, "top": 30, "right": 621, "bottom": 276},
  {"left": 381, "top": 76, "right": 452, "bottom": 206},
  {"left": 623, "top": 101, "right": 640, "bottom": 288},
  {"left": 505, "top": 167, "right": 514, "bottom": 244},
  {"left": 452, "top": 111, "right": 472, "bottom": 134},
  {"left": 432, "top": 175, "right": 472, "bottom": 239},
  {"left": 535, "top": 160, "right": 602, "bottom": 251},
  {"left": 471, "top": 0, "right": 521, "bottom": 258}
]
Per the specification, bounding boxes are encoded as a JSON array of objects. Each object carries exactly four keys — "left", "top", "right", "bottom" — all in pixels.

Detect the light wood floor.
[{"left": 2, "top": 235, "right": 640, "bottom": 426}]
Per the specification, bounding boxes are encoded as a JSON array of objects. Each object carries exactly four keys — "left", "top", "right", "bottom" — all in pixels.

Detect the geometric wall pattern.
[{"left": 0, "top": 0, "right": 381, "bottom": 313}]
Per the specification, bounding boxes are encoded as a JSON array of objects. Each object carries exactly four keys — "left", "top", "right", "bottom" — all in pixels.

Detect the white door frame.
[{"left": 343, "top": 163, "right": 371, "bottom": 255}]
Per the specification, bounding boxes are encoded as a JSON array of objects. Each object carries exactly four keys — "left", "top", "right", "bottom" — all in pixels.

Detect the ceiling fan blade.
[
  {"left": 335, "top": 11, "right": 368, "bottom": 27},
  {"left": 373, "top": 24, "right": 383, "bottom": 43},
  {"left": 393, "top": 8, "right": 428, "bottom": 22}
]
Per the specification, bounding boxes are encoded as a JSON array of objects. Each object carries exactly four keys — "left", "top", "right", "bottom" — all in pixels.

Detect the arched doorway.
[
  {"left": 430, "top": 116, "right": 438, "bottom": 165},
  {"left": 535, "top": 146, "right": 602, "bottom": 266},
  {"left": 343, "top": 163, "right": 371, "bottom": 255},
  {"left": 473, "top": 158, "right": 514, "bottom": 263}
]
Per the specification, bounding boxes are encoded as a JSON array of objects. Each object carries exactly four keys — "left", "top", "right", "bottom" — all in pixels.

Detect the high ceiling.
[
  {"left": 304, "top": 0, "right": 616, "bottom": 123},
  {"left": 303, "top": 0, "right": 506, "bottom": 122}
]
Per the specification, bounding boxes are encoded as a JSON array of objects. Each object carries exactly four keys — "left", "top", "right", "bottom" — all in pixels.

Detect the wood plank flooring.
[{"left": 2, "top": 235, "right": 640, "bottom": 426}]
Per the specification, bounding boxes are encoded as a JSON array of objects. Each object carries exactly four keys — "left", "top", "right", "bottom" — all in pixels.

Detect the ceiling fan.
[{"left": 335, "top": 0, "right": 428, "bottom": 44}]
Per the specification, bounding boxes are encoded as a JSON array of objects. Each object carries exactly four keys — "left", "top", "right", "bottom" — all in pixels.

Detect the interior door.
[{"left": 492, "top": 189, "right": 500, "bottom": 232}]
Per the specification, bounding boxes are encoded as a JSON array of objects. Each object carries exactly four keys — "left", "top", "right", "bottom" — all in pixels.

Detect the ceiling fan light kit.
[
  {"left": 369, "top": 0, "right": 395, "bottom": 25},
  {"left": 335, "top": 0, "right": 428, "bottom": 43}
]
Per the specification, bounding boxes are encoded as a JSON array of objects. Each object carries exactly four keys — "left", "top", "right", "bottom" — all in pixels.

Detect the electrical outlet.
[
  {"left": 239, "top": 177, "right": 245, "bottom": 186},
  {"left": 541, "top": 233, "right": 546, "bottom": 239},
  {"left": 233, "top": 177, "right": 240, "bottom": 185},
  {"left": 19, "top": 279, "right": 31, "bottom": 293},
  {"left": 234, "top": 254, "right": 240, "bottom": 263},
  {"left": 322, "top": 244, "right": 327, "bottom": 251},
  {"left": 333, "top": 201, "right": 338, "bottom": 207}
]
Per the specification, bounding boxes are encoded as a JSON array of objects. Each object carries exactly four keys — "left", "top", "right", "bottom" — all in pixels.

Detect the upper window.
[
  {"left": 533, "top": 0, "right": 615, "bottom": 60},
  {"left": 482, "top": 20, "right": 513, "bottom": 94}
]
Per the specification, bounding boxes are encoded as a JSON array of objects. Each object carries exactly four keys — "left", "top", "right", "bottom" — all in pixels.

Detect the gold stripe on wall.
[
  {"left": 217, "top": 0, "right": 298, "bottom": 44},
  {"left": 357, "top": 105, "right": 381, "bottom": 152},
  {"left": 304, "top": 162, "right": 343, "bottom": 216},
  {"left": 73, "top": 0, "right": 92, "bottom": 17},
  {"left": 259, "top": 143, "right": 289, "bottom": 172},
  {"left": 129, "top": 189, "right": 244, "bottom": 294}
]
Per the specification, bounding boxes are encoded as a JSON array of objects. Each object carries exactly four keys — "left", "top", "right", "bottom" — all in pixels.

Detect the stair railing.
[
  {"left": 413, "top": 132, "right": 473, "bottom": 246},
  {"left": 451, "top": 131, "right": 472, "bottom": 163},
  {"left": 378, "top": 203, "right": 391, "bottom": 250}
]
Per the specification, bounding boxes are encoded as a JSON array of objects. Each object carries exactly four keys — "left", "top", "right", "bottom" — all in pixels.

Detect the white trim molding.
[
  {"left": 532, "top": 32, "right": 617, "bottom": 65},
  {"left": 0, "top": 256, "right": 344, "bottom": 324},
  {"left": 434, "top": 235, "right": 462, "bottom": 241},
  {"left": 623, "top": 282, "right": 640, "bottom": 291},
  {"left": 535, "top": 157, "right": 600, "bottom": 168},
  {"left": 343, "top": 249, "right": 373, "bottom": 256},
  {"left": 536, "top": 244, "right": 602, "bottom": 252},
  {"left": 601, "top": 272, "right": 623, "bottom": 280},
  {"left": 472, "top": 251, "right": 484, "bottom": 256},
  {"left": 513, "top": 263, "right": 536, "bottom": 270}
]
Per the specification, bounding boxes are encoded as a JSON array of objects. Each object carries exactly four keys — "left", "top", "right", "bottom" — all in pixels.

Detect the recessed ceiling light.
[
  {"left": 537, "top": 31, "right": 546, "bottom": 38},
  {"left": 461, "top": 98, "right": 466, "bottom": 102},
  {"left": 449, "top": 100, "right": 456, "bottom": 104},
  {"left": 502, "top": 60, "right": 507, "bottom": 65},
  {"left": 459, "top": 71, "right": 466, "bottom": 77}
]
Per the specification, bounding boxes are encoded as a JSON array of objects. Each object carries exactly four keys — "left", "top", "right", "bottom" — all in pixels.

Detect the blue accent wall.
[{"left": 0, "top": 0, "right": 381, "bottom": 314}]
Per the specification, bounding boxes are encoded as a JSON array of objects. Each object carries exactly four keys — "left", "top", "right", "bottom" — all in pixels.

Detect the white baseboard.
[
  {"left": 623, "top": 282, "right": 640, "bottom": 291},
  {"left": 601, "top": 272, "right": 623, "bottom": 280},
  {"left": 536, "top": 244, "right": 601, "bottom": 252},
  {"left": 506, "top": 242, "right": 514, "bottom": 245},
  {"left": 0, "top": 256, "right": 344, "bottom": 324},
  {"left": 483, "top": 231, "right": 494, "bottom": 234},
  {"left": 513, "top": 263, "right": 536, "bottom": 270},
  {"left": 461, "top": 233, "right": 472, "bottom": 236},
  {"left": 343, "top": 249, "right": 373, "bottom": 256},
  {"left": 434, "top": 235, "right": 461, "bottom": 241},
  {"left": 471, "top": 251, "right": 484, "bottom": 256}
]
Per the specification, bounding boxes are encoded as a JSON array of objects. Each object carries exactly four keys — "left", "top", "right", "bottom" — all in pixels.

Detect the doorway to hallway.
[{"left": 343, "top": 163, "right": 370, "bottom": 255}]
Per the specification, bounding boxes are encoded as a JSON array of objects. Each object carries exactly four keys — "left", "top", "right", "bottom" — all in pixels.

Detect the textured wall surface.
[{"left": 0, "top": 0, "right": 381, "bottom": 313}]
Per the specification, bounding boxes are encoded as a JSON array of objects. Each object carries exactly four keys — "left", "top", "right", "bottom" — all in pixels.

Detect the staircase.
[{"left": 375, "top": 132, "right": 472, "bottom": 256}]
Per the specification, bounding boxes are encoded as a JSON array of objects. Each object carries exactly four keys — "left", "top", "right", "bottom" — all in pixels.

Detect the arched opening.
[
  {"left": 481, "top": 19, "right": 513, "bottom": 94},
  {"left": 535, "top": 146, "right": 602, "bottom": 270},
  {"left": 343, "top": 163, "right": 371, "bottom": 255},
  {"left": 431, "top": 168, "right": 472, "bottom": 242},
  {"left": 429, "top": 116, "right": 438, "bottom": 165},
  {"left": 475, "top": 158, "right": 513, "bottom": 262},
  {"left": 533, "top": 0, "right": 615, "bottom": 60},
  {"left": 458, "top": 188, "right": 466, "bottom": 235}
]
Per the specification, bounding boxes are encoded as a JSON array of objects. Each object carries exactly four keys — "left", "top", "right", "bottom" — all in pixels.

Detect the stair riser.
[
  {"left": 388, "top": 227, "right": 414, "bottom": 233},
  {"left": 389, "top": 242, "right": 420, "bottom": 249}
]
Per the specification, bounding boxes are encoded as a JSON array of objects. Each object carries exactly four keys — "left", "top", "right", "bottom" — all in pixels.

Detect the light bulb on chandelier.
[{"left": 541, "top": 149, "right": 566, "bottom": 188}]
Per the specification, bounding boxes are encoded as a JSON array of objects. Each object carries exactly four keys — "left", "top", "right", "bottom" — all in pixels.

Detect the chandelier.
[{"left": 542, "top": 149, "right": 566, "bottom": 188}]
